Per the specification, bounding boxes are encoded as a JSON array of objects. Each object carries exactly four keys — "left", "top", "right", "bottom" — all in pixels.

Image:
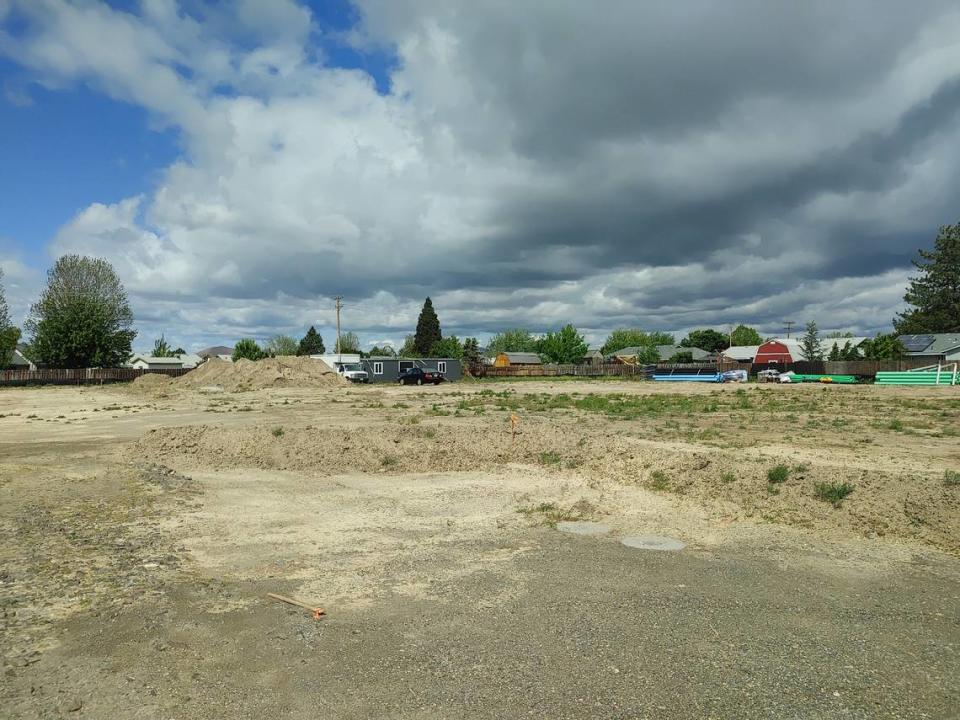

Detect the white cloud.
[{"left": 2, "top": 1, "right": 955, "bottom": 349}]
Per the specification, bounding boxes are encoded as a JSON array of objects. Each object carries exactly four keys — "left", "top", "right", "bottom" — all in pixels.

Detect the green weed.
[
  {"left": 814, "top": 481, "right": 854, "bottom": 507},
  {"left": 767, "top": 464, "right": 790, "bottom": 484}
]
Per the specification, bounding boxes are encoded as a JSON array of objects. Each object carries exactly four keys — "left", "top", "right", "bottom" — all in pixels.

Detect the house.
[
  {"left": 360, "top": 357, "right": 463, "bottom": 383},
  {"left": 721, "top": 345, "right": 760, "bottom": 363},
  {"left": 197, "top": 345, "right": 234, "bottom": 361},
  {"left": 127, "top": 354, "right": 185, "bottom": 370},
  {"left": 493, "top": 352, "right": 542, "bottom": 367},
  {"left": 176, "top": 353, "right": 204, "bottom": 369},
  {"left": 8, "top": 347, "right": 36, "bottom": 370},
  {"left": 580, "top": 348, "right": 605, "bottom": 365},
  {"left": 897, "top": 334, "right": 960, "bottom": 362},
  {"left": 754, "top": 337, "right": 869, "bottom": 364},
  {"left": 655, "top": 345, "right": 710, "bottom": 362},
  {"left": 607, "top": 346, "right": 647, "bottom": 364}
]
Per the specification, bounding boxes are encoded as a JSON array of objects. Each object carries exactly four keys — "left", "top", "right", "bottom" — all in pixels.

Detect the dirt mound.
[
  {"left": 131, "top": 373, "right": 174, "bottom": 390},
  {"left": 176, "top": 356, "right": 346, "bottom": 392},
  {"left": 134, "top": 418, "right": 960, "bottom": 555}
]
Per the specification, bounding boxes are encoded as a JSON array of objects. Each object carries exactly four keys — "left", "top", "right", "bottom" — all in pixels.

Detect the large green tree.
[
  {"left": 335, "top": 331, "right": 360, "bottom": 354},
  {"left": 26, "top": 255, "right": 136, "bottom": 368},
  {"left": 152, "top": 334, "right": 176, "bottom": 357},
  {"left": 729, "top": 324, "right": 763, "bottom": 346},
  {"left": 297, "top": 326, "right": 325, "bottom": 355},
  {"left": 486, "top": 329, "right": 539, "bottom": 356},
  {"left": 0, "top": 269, "right": 20, "bottom": 368},
  {"left": 799, "top": 321, "right": 824, "bottom": 361},
  {"left": 429, "top": 336, "right": 464, "bottom": 359},
  {"left": 600, "top": 328, "right": 673, "bottom": 355},
  {"left": 266, "top": 335, "right": 298, "bottom": 356},
  {"left": 462, "top": 337, "right": 482, "bottom": 368},
  {"left": 680, "top": 329, "right": 728, "bottom": 353},
  {"left": 537, "top": 324, "right": 588, "bottom": 364},
  {"left": 233, "top": 338, "right": 266, "bottom": 361},
  {"left": 895, "top": 223, "right": 960, "bottom": 334},
  {"left": 860, "top": 333, "right": 906, "bottom": 360},
  {"left": 413, "top": 297, "right": 442, "bottom": 355}
]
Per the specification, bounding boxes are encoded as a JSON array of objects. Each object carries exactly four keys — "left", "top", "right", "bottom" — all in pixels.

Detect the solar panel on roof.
[{"left": 900, "top": 334, "right": 934, "bottom": 352}]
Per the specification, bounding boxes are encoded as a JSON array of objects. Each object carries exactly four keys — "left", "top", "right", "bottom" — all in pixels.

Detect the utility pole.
[
  {"left": 334, "top": 296, "right": 343, "bottom": 362},
  {"left": 784, "top": 320, "right": 795, "bottom": 338}
]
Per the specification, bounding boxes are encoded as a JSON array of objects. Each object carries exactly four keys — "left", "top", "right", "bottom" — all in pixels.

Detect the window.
[
  {"left": 373, "top": 362, "right": 383, "bottom": 375},
  {"left": 437, "top": 361, "right": 447, "bottom": 373},
  {"left": 399, "top": 361, "right": 414, "bottom": 373}
]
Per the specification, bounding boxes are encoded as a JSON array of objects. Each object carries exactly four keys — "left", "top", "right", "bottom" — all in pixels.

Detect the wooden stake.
[{"left": 267, "top": 592, "right": 326, "bottom": 619}]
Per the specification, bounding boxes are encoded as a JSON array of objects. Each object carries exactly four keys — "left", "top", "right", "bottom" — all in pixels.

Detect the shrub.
[
  {"left": 945, "top": 470, "right": 960, "bottom": 487},
  {"left": 271, "top": 427, "right": 284, "bottom": 438},
  {"left": 814, "top": 481, "right": 855, "bottom": 507},
  {"left": 539, "top": 451, "right": 562, "bottom": 466},
  {"left": 767, "top": 464, "right": 790, "bottom": 484},
  {"left": 233, "top": 338, "right": 266, "bottom": 361},
  {"left": 721, "top": 472, "right": 736, "bottom": 483},
  {"left": 649, "top": 470, "right": 670, "bottom": 491}
]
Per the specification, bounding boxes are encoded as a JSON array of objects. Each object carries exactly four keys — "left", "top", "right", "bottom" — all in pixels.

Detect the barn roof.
[{"left": 500, "top": 352, "right": 542, "bottom": 364}]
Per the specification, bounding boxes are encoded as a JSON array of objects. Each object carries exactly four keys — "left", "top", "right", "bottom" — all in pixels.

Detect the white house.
[
  {"left": 176, "top": 353, "right": 204, "bottom": 369},
  {"left": 127, "top": 354, "right": 184, "bottom": 370}
]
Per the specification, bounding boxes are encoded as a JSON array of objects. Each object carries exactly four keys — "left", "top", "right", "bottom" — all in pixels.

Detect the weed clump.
[
  {"left": 814, "top": 481, "right": 854, "bottom": 507},
  {"left": 767, "top": 464, "right": 790, "bottom": 484},
  {"left": 538, "top": 451, "right": 562, "bottom": 466},
  {"left": 944, "top": 470, "right": 960, "bottom": 487},
  {"left": 271, "top": 427, "right": 284, "bottom": 438},
  {"left": 648, "top": 470, "right": 671, "bottom": 491}
]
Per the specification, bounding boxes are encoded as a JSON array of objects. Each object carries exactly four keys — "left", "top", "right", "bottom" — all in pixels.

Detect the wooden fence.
[
  {"left": 477, "top": 363, "right": 652, "bottom": 378},
  {"left": 754, "top": 357, "right": 944, "bottom": 377},
  {"left": 0, "top": 367, "right": 193, "bottom": 386}
]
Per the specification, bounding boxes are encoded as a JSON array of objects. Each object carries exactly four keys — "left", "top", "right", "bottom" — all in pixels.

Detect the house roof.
[
  {"left": 760, "top": 337, "right": 870, "bottom": 360},
  {"left": 610, "top": 346, "right": 644, "bottom": 357},
  {"left": 722, "top": 345, "right": 760, "bottom": 361},
  {"left": 655, "top": 344, "right": 710, "bottom": 361},
  {"left": 129, "top": 354, "right": 184, "bottom": 366},
  {"left": 499, "top": 352, "right": 542, "bottom": 364},
  {"left": 9, "top": 348, "right": 34, "bottom": 367},
  {"left": 897, "top": 333, "right": 960, "bottom": 355}
]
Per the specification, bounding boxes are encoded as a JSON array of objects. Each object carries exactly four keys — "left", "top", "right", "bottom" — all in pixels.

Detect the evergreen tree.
[
  {"left": 799, "top": 321, "right": 824, "bottom": 361},
  {"left": 413, "top": 297, "right": 442, "bottom": 356},
  {"left": 297, "top": 326, "right": 325, "bottom": 355},
  {"left": 895, "top": 223, "right": 960, "bottom": 333},
  {"left": 841, "top": 340, "right": 857, "bottom": 360},
  {"left": 462, "top": 337, "right": 482, "bottom": 368},
  {"left": 828, "top": 342, "right": 841, "bottom": 361}
]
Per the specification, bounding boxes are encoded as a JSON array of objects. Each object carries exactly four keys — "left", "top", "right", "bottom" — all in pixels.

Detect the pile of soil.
[
  {"left": 130, "top": 373, "right": 174, "bottom": 391},
  {"left": 176, "top": 356, "right": 345, "bottom": 392}
]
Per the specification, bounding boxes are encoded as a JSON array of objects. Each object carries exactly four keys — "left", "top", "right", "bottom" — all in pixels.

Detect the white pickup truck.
[{"left": 336, "top": 362, "right": 369, "bottom": 383}]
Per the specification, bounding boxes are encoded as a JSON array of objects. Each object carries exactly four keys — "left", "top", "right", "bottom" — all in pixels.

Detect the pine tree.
[
  {"left": 297, "top": 326, "right": 325, "bottom": 355},
  {"left": 413, "top": 297, "right": 442, "bottom": 356},
  {"left": 895, "top": 223, "right": 960, "bottom": 333},
  {"left": 799, "top": 321, "right": 824, "bottom": 361},
  {"left": 828, "top": 342, "right": 841, "bottom": 361},
  {"left": 462, "top": 337, "right": 482, "bottom": 368}
]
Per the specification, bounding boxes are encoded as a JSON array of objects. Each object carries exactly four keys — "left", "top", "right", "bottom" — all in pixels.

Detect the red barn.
[{"left": 754, "top": 339, "right": 801, "bottom": 364}]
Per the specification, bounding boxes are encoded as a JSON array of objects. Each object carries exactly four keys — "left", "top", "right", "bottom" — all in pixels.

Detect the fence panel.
[
  {"left": 479, "top": 363, "right": 648, "bottom": 378},
  {"left": 0, "top": 367, "right": 193, "bottom": 386}
]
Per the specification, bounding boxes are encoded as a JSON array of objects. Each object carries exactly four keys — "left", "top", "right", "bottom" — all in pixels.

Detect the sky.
[{"left": 2, "top": 1, "right": 959, "bottom": 353}]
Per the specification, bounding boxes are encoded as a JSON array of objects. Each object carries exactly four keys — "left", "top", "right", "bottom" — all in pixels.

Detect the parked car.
[
  {"left": 397, "top": 367, "right": 445, "bottom": 385},
  {"left": 336, "top": 362, "right": 369, "bottom": 383}
]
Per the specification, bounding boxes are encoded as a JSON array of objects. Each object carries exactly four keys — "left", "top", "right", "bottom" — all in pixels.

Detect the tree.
[
  {"left": 895, "top": 223, "right": 960, "bottom": 334},
  {"left": 429, "top": 336, "right": 464, "bottom": 359},
  {"left": 825, "top": 331, "right": 854, "bottom": 339},
  {"left": 486, "top": 329, "right": 539, "bottom": 356},
  {"left": 827, "top": 342, "right": 841, "bottom": 361},
  {"left": 152, "top": 334, "right": 176, "bottom": 357},
  {"left": 26, "top": 255, "right": 136, "bottom": 368},
  {"left": 668, "top": 350, "right": 695, "bottom": 363},
  {"left": 413, "top": 297, "right": 442, "bottom": 356},
  {"left": 680, "top": 329, "right": 728, "bottom": 353},
  {"left": 799, "top": 321, "right": 824, "bottom": 361},
  {"left": 729, "top": 324, "right": 763, "bottom": 346},
  {"left": 841, "top": 340, "right": 858, "bottom": 360},
  {"left": 297, "top": 326, "right": 325, "bottom": 356},
  {"left": 860, "top": 333, "right": 906, "bottom": 360},
  {"left": 0, "top": 269, "right": 20, "bottom": 368},
  {"left": 634, "top": 345, "right": 661, "bottom": 365},
  {"left": 335, "top": 331, "right": 360, "bottom": 354},
  {"left": 537, "top": 324, "right": 588, "bottom": 364},
  {"left": 462, "top": 337, "right": 482, "bottom": 369},
  {"left": 368, "top": 344, "right": 396, "bottom": 357},
  {"left": 233, "top": 338, "right": 266, "bottom": 361},
  {"left": 399, "top": 334, "right": 417, "bottom": 357},
  {"left": 173, "top": 347, "right": 186, "bottom": 355},
  {"left": 600, "top": 328, "right": 674, "bottom": 355},
  {"left": 266, "top": 335, "right": 298, "bottom": 356}
]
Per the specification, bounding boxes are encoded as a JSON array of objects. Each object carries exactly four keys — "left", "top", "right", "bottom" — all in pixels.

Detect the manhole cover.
[
  {"left": 621, "top": 535, "right": 685, "bottom": 551},
  {"left": 556, "top": 521, "right": 612, "bottom": 536}
]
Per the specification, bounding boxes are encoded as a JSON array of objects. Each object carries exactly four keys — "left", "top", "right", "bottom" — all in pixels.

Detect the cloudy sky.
[{"left": 2, "top": 1, "right": 958, "bottom": 351}]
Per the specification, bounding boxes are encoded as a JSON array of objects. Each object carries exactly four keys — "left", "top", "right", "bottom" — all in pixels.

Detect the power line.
[{"left": 783, "top": 320, "right": 795, "bottom": 338}]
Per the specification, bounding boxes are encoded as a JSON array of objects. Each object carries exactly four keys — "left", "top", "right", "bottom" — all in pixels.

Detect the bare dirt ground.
[{"left": 2, "top": 378, "right": 958, "bottom": 718}]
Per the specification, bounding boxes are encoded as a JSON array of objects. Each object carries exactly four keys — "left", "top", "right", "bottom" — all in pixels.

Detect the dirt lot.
[{"left": 2, "top": 378, "right": 959, "bottom": 718}]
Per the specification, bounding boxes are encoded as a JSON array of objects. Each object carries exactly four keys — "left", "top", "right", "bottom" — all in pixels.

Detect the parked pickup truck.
[
  {"left": 336, "top": 362, "right": 369, "bottom": 383},
  {"left": 397, "top": 367, "right": 445, "bottom": 385}
]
